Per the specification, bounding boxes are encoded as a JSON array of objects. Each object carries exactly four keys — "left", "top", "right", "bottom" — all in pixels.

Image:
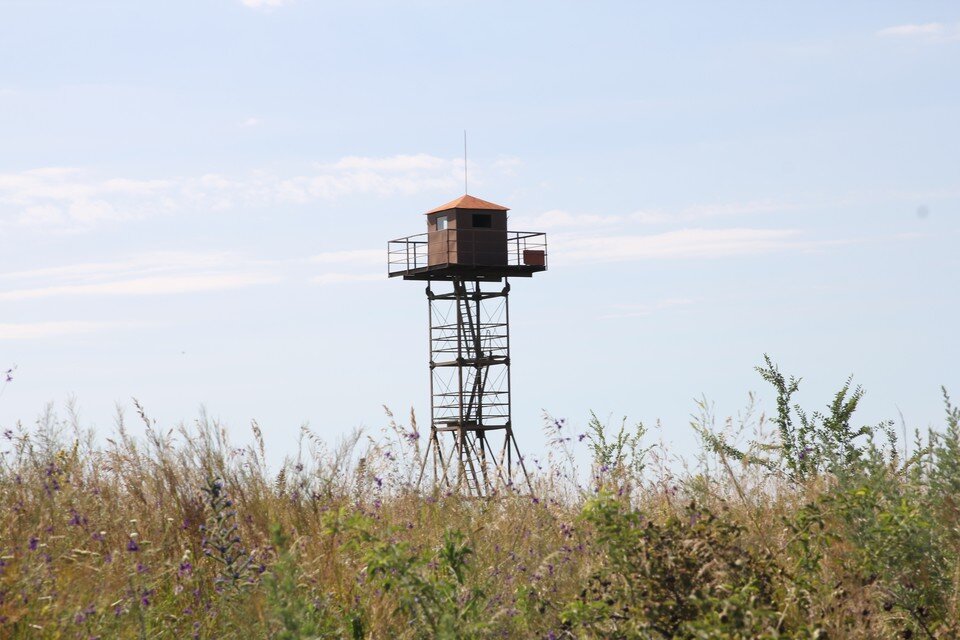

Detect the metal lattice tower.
[
  {"left": 387, "top": 194, "right": 547, "bottom": 497},
  {"left": 423, "top": 278, "right": 525, "bottom": 495}
]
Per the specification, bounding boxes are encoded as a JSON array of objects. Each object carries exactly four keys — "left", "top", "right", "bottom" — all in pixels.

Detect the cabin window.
[
  {"left": 436, "top": 216, "right": 448, "bottom": 230},
  {"left": 472, "top": 213, "right": 492, "bottom": 228}
]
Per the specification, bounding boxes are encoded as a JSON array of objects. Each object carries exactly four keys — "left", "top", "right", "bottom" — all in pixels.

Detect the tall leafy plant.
[{"left": 700, "top": 355, "right": 894, "bottom": 482}]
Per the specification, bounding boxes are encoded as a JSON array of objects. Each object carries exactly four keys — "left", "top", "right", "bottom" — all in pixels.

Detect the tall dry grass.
[{"left": 1, "top": 371, "right": 959, "bottom": 638}]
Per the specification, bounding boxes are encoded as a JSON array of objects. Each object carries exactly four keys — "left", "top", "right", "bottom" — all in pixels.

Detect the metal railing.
[{"left": 387, "top": 230, "right": 547, "bottom": 276}]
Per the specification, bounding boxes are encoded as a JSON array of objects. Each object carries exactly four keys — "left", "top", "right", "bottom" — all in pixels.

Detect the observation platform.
[{"left": 387, "top": 230, "right": 548, "bottom": 281}]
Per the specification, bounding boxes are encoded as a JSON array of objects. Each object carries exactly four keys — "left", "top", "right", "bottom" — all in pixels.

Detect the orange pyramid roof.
[{"left": 425, "top": 194, "right": 509, "bottom": 214}]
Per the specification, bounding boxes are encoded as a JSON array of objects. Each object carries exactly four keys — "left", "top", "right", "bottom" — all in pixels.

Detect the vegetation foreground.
[{"left": 2, "top": 358, "right": 960, "bottom": 639}]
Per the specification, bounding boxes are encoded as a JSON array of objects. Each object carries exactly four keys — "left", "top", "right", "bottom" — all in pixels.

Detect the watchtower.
[{"left": 388, "top": 194, "right": 547, "bottom": 496}]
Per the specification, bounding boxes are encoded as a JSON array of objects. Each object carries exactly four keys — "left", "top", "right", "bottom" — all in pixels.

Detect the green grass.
[{"left": 1, "top": 360, "right": 959, "bottom": 639}]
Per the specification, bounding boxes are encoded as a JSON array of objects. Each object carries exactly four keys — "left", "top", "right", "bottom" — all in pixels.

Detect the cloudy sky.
[{"left": 1, "top": 1, "right": 957, "bottom": 462}]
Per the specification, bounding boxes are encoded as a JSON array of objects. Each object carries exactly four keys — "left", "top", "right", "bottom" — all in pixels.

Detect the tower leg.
[{"left": 415, "top": 277, "right": 531, "bottom": 497}]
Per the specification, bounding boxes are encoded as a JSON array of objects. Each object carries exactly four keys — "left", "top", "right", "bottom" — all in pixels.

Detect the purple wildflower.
[
  {"left": 28, "top": 537, "right": 38, "bottom": 551},
  {"left": 73, "top": 605, "right": 96, "bottom": 625},
  {"left": 126, "top": 539, "right": 140, "bottom": 552}
]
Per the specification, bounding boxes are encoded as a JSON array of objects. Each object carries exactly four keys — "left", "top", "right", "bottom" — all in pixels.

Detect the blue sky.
[{"left": 1, "top": 1, "right": 957, "bottom": 463}]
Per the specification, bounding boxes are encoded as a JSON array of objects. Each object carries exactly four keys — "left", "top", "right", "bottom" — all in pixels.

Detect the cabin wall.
[
  {"left": 427, "top": 212, "right": 456, "bottom": 266},
  {"left": 427, "top": 229, "right": 453, "bottom": 266},
  {"left": 427, "top": 208, "right": 509, "bottom": 267},
  {"left": 428, "top": 212, "right": 457, "bottom": 231},
  {"left": 454, "top": 209, "right": 507, "bottom": 231},
  {"left": 455, "top": 208, "right": 508, "bottom": 266}
]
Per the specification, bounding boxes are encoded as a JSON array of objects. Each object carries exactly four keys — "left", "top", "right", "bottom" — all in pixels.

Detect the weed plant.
[{"left": 1, "top": 358, "right": 958, "bottom": 638}]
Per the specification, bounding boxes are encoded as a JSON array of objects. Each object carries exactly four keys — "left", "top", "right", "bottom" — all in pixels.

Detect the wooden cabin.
[{"left": 425, "top": 194, "right": 509, "bottom": 267}]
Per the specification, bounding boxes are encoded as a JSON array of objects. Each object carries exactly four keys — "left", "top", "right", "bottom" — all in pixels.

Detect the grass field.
[{"left": 2, "top": 358, "right": 959, "bottom": 639}]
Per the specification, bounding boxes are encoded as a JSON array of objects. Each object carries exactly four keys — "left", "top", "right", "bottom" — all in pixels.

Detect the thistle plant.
[{"left": 199, "top": 477, "right": 255, "bottom": 588}]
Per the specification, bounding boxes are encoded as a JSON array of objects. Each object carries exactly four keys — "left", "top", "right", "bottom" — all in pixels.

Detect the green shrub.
[
  {"left": 357, "top": 521, "right": 490, "bottom": 639},
  {"left": 561, "top": 494, "right": 796, "bottom": 639},
  {"left": 263, "top": 523, "right": 354, "bottom": 640}
]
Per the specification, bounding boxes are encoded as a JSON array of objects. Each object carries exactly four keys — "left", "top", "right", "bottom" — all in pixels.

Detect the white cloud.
[
  {"left": 311, "top": 273, "right": 383, "bottom": 285},
  {"left": 307, "top": 250, "right": 384, "bottom": 284},
  {"left": 0, "top": 154, "right": 473, "bottom": 232},
  {"left": 491, "top": 157, "right": 522, "bottom": 174},
  {"left": 632, "top": 200, "right": 788, "bottom": 224},
  {"left": 515, "top": 209, "right": 622, "bottom": 230},
  {"left": 0, "top": 252, "right": 280, "bottom": 301},
  {"left": 241, "top": 0, "right": 290, "bottom": 9},
  {"left": 0, "top": 251, "right": 238, "bottom": 283},
  {"left": 877, "top": 22, "right": 960, "bottom": 43},
  {"left": 554, "top": 228, "right": 822, "bottom": 264},
  {"left": 241, "top": 116, "right": 262, "bottom": 127},
  {"left": 512, "top": 199, "right": 788, "bottom": 230},
  {"left": 0, "top": 275, "right": 278, "bottom": 302},
  {"left": 308, "top": 249, "right": 383, "bottom": 266},
  {"left": 0, "top": 248, "right": 393, "bottom": 301},
  {"left": 0, "top": 168, "right": 175, "bottom": 232},
  {"left": 600, "top": 297, "right": 695, "bottom": 320},
  {"left": 707, "top": 201, "right": 786, "bottom": 216},
  {"left": 68, "top": 199, "right": 124, "bottom": 224},
  {"left": 18, "top": 204, "right": 63, "bottom": 226},
  {"left": 0, "top": 322, "right": 129, "bottom": 340},
  {"left": 324, "top": 154, "right": 450, "bottom": 172}
]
